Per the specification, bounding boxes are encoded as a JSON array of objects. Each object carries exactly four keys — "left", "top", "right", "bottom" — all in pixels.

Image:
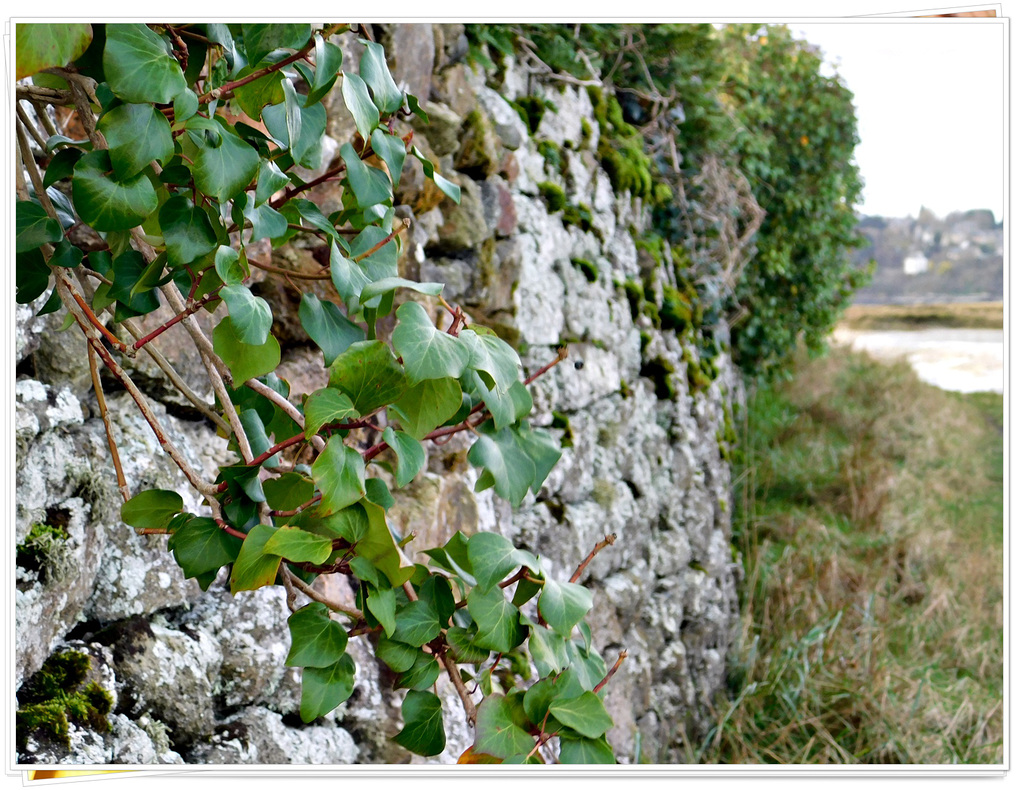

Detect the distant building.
[{"left": 903, "top": 252, "right": 929, "bottom": 275}]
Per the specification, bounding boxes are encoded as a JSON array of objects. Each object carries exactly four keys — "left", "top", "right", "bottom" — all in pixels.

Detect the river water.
[{"left": 830, "top": 327, "right": 1005, "bottom": 394}]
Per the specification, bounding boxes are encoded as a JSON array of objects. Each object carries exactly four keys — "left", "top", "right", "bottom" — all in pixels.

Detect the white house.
[{"left": 903, "top": 252, "right": 929, "bottom": 275}]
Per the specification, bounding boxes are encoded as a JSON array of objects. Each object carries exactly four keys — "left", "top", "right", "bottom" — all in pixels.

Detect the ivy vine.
[{"left": 15, "top": 22, "right": 622, "bottom": 763}]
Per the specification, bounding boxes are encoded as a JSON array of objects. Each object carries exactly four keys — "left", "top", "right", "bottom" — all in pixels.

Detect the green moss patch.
[{"left": 17, "top": 650, "right": 113, "bottom": 749}]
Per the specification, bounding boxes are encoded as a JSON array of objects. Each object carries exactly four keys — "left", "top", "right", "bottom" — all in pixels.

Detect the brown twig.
[
  {"left": 593, "top": 649, "right": 628, "bottom": 694},
  {"left": 280, "top": 566, "right": 363, "bottom": 620},
  {"left": 87, "top": 343, "right": 130, "bottom": 503},
  {"left": 441, "top": 645, "right": 478, "bottom": 725},
  {"left": 569, "top": 534, "right": 617, "bottom": 584}
]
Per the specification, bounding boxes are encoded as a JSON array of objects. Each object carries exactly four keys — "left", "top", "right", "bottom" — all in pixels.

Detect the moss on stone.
[
  {"left": 659, "top": 286, "right": 694, "bottom": 333},
  {"left": 587, "top": 86, "right": 654, "bottom": 199},
  {"left": 562, "top": 204, "right": 594, "bottom": 233},
  {"left": 571, "top": 257, "right": 599, "bottom": 283},
  {"left": 622, "top": 280, "right": 645, "bottom": 321},
  {"left": 640, "top": 356, "right": 678, "bottom": 400},
  {"left": 551, "top": 411, "right": 574, "bottom": 448},
  {"left": 513, "top": 95, "right": 554, "bottom": 136},
  {"left": 17, "top": 650, "right": 113, "bottom": 750},
  {"left": 17, "top": 522, "right": 72, "bottom": 584},
  {"left": 536, "top": 139, "right": 566, "bottom": 174},
  {"left": 538, "top": 181, "right": 566, "bottom": 213}
]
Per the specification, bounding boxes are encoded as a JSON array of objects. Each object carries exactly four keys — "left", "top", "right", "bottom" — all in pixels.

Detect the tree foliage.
[{"left": 15, "top": 22, "right": 619, "bottom": 763}]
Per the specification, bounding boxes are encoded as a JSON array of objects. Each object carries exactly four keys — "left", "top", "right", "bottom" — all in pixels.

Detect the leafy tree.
[{"left": 15, "top": 22, "right": 620, "bottom": 763}]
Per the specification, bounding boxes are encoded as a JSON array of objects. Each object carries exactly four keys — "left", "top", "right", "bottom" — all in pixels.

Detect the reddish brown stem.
[
  {"left": 130, "top": 288, "right": 222, "bottom": 353},
  {"left": 593, "top": 650, "right": 628, "bottom": 694},
  {"left": 569, "top": 534, "right": 617, "bottom": 584},
  {"left": 270, "top": 163, "right": 347, "bottom": 209},
  {"left": 248, "top": 431, "right": 307, "bottom": 468},
  {"left": 68, "top": 288, "right": 128, "bottom": 353},
  {"left": 352, "top": 218, "right": 409, "bottom": 263}
]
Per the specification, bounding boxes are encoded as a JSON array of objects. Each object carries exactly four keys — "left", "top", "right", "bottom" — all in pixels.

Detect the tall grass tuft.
[{"left": 692, "top": 345, "right": 1003, "bottom": 764}]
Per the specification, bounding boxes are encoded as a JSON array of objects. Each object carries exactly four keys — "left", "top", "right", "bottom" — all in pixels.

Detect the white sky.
[{"left": 790, "top": 20, "right": 1005, "bottom": 222}]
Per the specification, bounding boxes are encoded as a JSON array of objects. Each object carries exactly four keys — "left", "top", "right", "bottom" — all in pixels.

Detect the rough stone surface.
[{"left": 14, "top": 24, "right": 745, "bottom": 767}]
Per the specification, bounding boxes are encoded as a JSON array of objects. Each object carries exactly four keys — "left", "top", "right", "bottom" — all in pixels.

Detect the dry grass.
[
  {"left": 689, "top": 345, "right": 1003, "bottom": 764},
  {"left": 838, "top": 302, "right": 1003, "bottom": 331}
]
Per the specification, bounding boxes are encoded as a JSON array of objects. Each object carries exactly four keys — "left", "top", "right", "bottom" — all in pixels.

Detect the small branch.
[
  {"left": 247, "top": 259, "right": 332, "bottom": 280},
  {"left": 441, "top": 645, "right": 477, "bottom": 725},
  {"left": 352, "top": 218, "right": 409, "bottom": 263},
  {"left": 524, "top": 345, "right": 569, "bottom": 387},
  {"left": 569, "top": 534, "right": 617, "bottom": 584},
  {"left": 282, "top": 566, "right": 363, "bottom": 620},
  {"left": 129, "top": 288, "right": 222, "bottom": 354},
  {"left": 593, "top": 649, "right": 628, "bottom": 694},
  {"left": 15, "top": 85, "right": 73, "bottom": 106},
  {"left": 16, "top": 102, "right": 50, "bottom": 150},
  {"left": 270, "top": 163, "right": 347, "bottom": 209},
  {"left": 248, "top": 432, "right": 306, "bottom": 468},
  {"left": 88, "top": 342, "right": 130, "bottom": 503},
  {"left": 245, "top": 378, "right": 325, "bottom": 454}
]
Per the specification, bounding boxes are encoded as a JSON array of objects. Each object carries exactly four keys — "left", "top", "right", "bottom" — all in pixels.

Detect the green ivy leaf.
[
  {"left": 467, "top": 532, "right": 540, "bottom": 591},
  {"left": 381, "top": 427, "right": 425, "bottom": 488},
  {"left": 298, "top": 293, "right": 364, "bottom": 367},
  {"left": 298, "top": 502, "right": 369, "bottom": 544},
  {"left": 310, "top": 435, "right": 365, "bottom": 516},
  {"left": 300, "top": 654, "right": 356, "bottom": 722},
  {"left": 396, "top": 651, "right": 441, "bottom": 691},
  {"left": 467, "top": 586, "right": 526, "bottom": 653},
  {"left": 43, "top": 148, "right": 84, "bottom": 188},
  {"left": 212, "top": 316, "right": 281, "bottom": 383},
  {"left": 262, "top": 90, "right": 326, "bottom": 169},
  {"left": 327, "top": 340, "right": 407, "bottom": 416},
  {"left": 166, "top": 516, "right": 240, "bottom": 589},
  {"left": 302, "top": 388, "right": 359, "bottom": 440},
  {"left": 108, "top": 250, "right": 161, "bottom": 317},
  {"left": 214, "top": 245, "right": 248, "bottom": 286},
  {"left": 446, "top": 627, "right": 491, "bottom": 664},
  {"left": 234, "top": 192, "right": 289, "bottom": 244},
  {"left": 48, "top": 240, "right": 82, "bottom": 269},
  {"left": 391, "top": 301, "right": 471, "bottom": 385},
  {"left": 459, "top": 328, "right": 520, "bottom": 393},
  {"left": 173, "top": 88, "right": 199, "bottom": 122},
  {"left": 72, "top": 150, "right": 158, "bottom": 232},
  {"left": 393, "top": 690, "right": 445, "bottom": 757},
  {"left": 232, "top": 70, "right": 285, "bottom": 120},
  {"left": 103, "top": 24, "right": 187, "bottom": 104},
  {"left": 367, "top": 586, "right": 397, "bottom": 637},
  {"left": 186, "top": 117, "right": 260, "bottom": 202},
  {"left": 421, "top": 531, "right": 475, "bottom": 585},
  {"left": 16, "top": 200, "right": 63, "bottom": 253},
  {"left": 120, "top": 489, "right": 183, "bottom": 530},
  {"left": 339, "top": 142, "right": 391, "bottom": 210},
  {"left": 219, "top": 285, "right": 273, "bottom": 345},
  {"left": 255, "top": 158, "right": 291, "bottom": 206},
  {"left": 159, "top": 195, "right": 218, "bottom": 267},
  {"left": 15, "top": 23, "right": 92, "bottom": 80},
  {"left": 263, "top": 472, "right": 314, "bottom": 512},
  {"left": 359, "top": 278, "right": 443, "bottom": 306},
  {"left": 359, "top": 40, "right": 405, "bottom": 115},
  {"left": 474, "top": 694, "right": 536, "bottom": 760},
  {"left": 355, "top": 500, "right": 414, "bottom": 588},
  {"left": 388, "top": 378, "right": 463, "bottom": 441},
  {"left": 418, "top": 575, "right": 456, "bottom": 627},
  {"left": 97, "top": 103, "right": 173, "bottom": 179},
  {"left": 468, "top": 427, "right": 537, "bottom": 507},
  {"left": 392, "top": 599, "right": 441, "bottom": 647},
  {"left": 341, "top": 72, "right": 380, "bottom": 144},
  {"left": 262, "top": 526, "right": 333, "bottom": 565},
  {"left": 285, "top": 602, "right": 349, "bottom": 668},
  {"left": 329, "top": 243, "right": 372, "bottom": 314},
  {"left": 371, "top": 129, "right": 407, "bottom": 186},
  {"left": 229, "top": 524, "right": 281, "bottom": 594},
  {"left": 538, "top": 580, "right": 593, "bottom": 640},
  {"left": 410, "top": 145, "right": 461, "bottom": 204},
  {"left": 376, "top": 636, "right": 419, "bottom": 672},
  {"left": 528, "top": 623, "right": 571, "bottom": 677},
  {"left": 240, "top": 23, "right": 310, "bottom": 66},
  {"left": 548, "top": 691, "right": 614, "bottom": 739},
  {"left": 559, "top": 735, "right": 617, "bottom": 764},
  {"left": 513, "top": 424, "right": 562, "bottom": 495},
  {"left": 306, "top": 34, "right": 343, "bottom": 106},
  {"left": 522, "top": 671, "right": 580, "bottom": 729}
]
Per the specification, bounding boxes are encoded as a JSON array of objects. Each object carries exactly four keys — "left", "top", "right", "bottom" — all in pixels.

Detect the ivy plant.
[{"left": 15, "top": 22, "right": 623, "bottom": 763}]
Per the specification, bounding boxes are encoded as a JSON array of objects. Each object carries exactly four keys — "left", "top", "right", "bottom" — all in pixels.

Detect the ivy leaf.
[
  {"left": 459, "top": 328, "right": 521, "bottom": 393},
  {"left": 120, "top": 489, "right": 183, "bottom": 530},
  {"left": 548, "top": 691, "right": 614, "bottom": 739},
  {"left": 72, "top": 150, "right": 158, "bottom": 232},
  {"left": 474, "top": 694, "right": 536, "bottom": 760},
  {"left": 16, "top": 200, "right": 63, "bottom": 253},
  {"left": 396, "top": 651, "right": 441, "bottom": 691},
  {"left": 359, "top": 278, "right": 443, "bottom": 306},
  {"left": 15, "top": 23, "right": 92, "bottom": 80},
  {"left": 298, "top": 293, "right": 364, "bottom": 367},
  {"left": 538, "top": 580, "right": 593, "bottom": 640},
  {"left": 302, "top": 388, "right": 359, "bottom": 440},
  {"left": 558, "top": 735, "right": 617, "bottom": 764},
  {"left": 165, "top": 516, "right": 239, "bottom": 589},
  {"left": 229, "top": 524, "right": 281, "bottom": 594},
  {"left": 43, "top": 148, "right": 84, "bottom": 188},
  {"left": 341, "top": 73, "right": 380, "bottom": 144},
  {"left": 393, "top": 691, "right": 445, "bottom": 757},
  {"left": 212, "top": 317, "right": 281, "bottom": 384},
  {"left": 262, "top": 526, "right": 333, "bottom": 565},
  {"left": 421, "top": 531, "right": 475, "bottom": 585},
  {"left": 310, "top": 436, "right": 365, "bottom": 516},
  {"left": 285, "top": 602, "right": 349, "bottom": 668},
  {"left": 468, "top": 427, "right": 537, "bottom": 507},
  {"left": 214, "top": 245, "right": 248, "bottom": 286},
  {"left": 523, "top": 671, "right": 581, "bottom": 729},
  {"left": 388, "top": 378, "right": 463, "bottom": 441},
  {"left": 108, "top": 250, "right": 161, "bottom": 317},
  {"left": 233, "top": 192, "right": 289, "bottom": 244},
  {"left": 159, "top": 195, "right": 218, "bottom": 267},
  {"left": 232, "top": 70, "right": 285, "bottom": 120},
  {"left": 467, "top": 586, "right": 527, "bottom": 653},
  {"left": 299, "top": 654, "right": 356, "bottom": 723},
  {"left": 467, "top": 532, "right": 540, "bottom": 591},
  {"left": 16, "top": 251, "right": 51, "bottom": 306},
  {"left": 306, "top": 34, "right": 343, "bottom": 106},
  {"left": 381, "top": 427, "right": 425, "bottom": 488},
  {"left": 528, "top": 623, "right": 571, "bottom": 677},
  {"left": 390, "top": 301, "right": 471, "bottom": 385},
  {"left": 514, "top": 424, "right": 562, "bottom": 495},
  {"left": 240, "top": 23, "right": 310, "bottom": 66},
  {"left": 418, "top": 575, "right": 456, "bottom": 627},
  {"left": 446, "top": 627, "right": 490, "bottom": 664},
  {"left": 299, "top": 503, "right": 369, "bottom": 544},
  {"left": 355, "top": 500, "right": 415, "bottom": 588},
  {"left": 375, "top": 636, "right": 419, "bottom": 672},
  {"left": 359, "top": 40, "right": 405, "bottom": 115},
  {"left": 255, "top": 158, "right": 291, "bottom": 206},
  {"left": 263, "top": 473, "right": 314, "bottom": 512},
  {"left": 371, "top": 129, "right": 407, "bottom": 186},
  {"left": 97, "top": 103, "right": 173, "bottom": 179},
  {"left": 339, "top": 142, "right": 391, "bottom": 210},
  {"left": 328, "top": 340, "right": 407, "bottom": 416},
  {"left": 186, "top": 117, "right": 260, "bottom": 202},
  {"left": 366, "top": 586, "right": 397, "bottom": 638},
  {"left": 219, "top": 285, "right": 273, "bottom": 346},
  {"left": 103, "top": 23, "right": 186, "bottom": 104},
  {"left": 173, "top": 88, "right": 199, "bottom": 122},
  {"left": 262, "top": 91, "right": 326, "bottom": 170},
  {"left": 410, "top": 145, "right": 461, "bottom": 204},
  {"left": 392, "top": 599, "right": 441, "bottom": 647}
]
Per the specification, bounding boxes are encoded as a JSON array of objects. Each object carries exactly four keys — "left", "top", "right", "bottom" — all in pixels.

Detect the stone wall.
[{"left": 14, "top": 23, "right": 743, "bottom": 765}]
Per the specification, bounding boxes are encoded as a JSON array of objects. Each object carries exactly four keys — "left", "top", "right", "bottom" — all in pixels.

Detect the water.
[{"left": 830, "top": 327, "right": 1004, "bottom": 394}]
